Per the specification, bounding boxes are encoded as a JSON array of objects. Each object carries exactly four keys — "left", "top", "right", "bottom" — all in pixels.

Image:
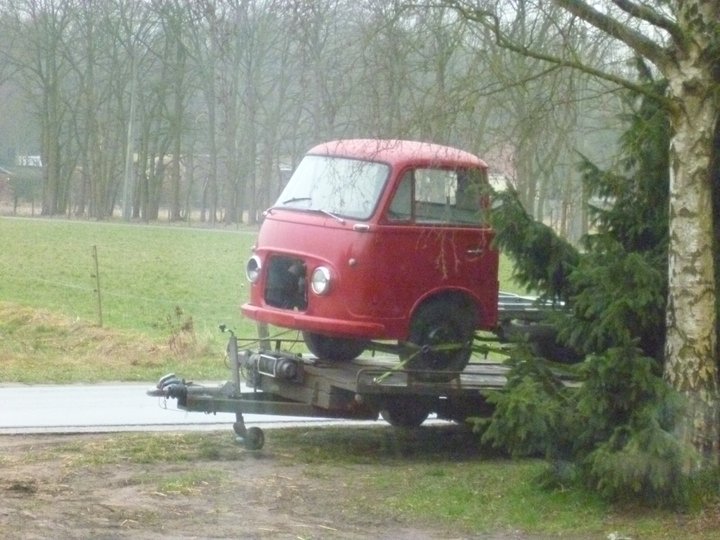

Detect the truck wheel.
[
  {"left": 406, "top": 299, "right": 475, "bottom": 382},
  {"left": 381, "top": 400, "right": 430, "bottom": 428},
  {"left": 302, "top": 332, "right": 367, "bottom": 361}
]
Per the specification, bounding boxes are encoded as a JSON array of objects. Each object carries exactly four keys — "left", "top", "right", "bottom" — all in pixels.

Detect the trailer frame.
[{"left": 148, "top": 293, "right": 574, "bottom": 450}]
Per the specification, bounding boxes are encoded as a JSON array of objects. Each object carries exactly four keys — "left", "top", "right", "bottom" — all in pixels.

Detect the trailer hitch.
[{"left": 150, "top": 373, "right": 189, "bottom": 406}]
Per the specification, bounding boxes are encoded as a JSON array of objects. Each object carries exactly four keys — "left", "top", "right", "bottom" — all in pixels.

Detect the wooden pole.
[{"left": 92, "top": 245, "right": 103, "bottom": 327}]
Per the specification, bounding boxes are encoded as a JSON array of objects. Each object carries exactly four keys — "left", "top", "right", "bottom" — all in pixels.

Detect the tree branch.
[
  {"left": 553, "top": 0, "right": 673, "bottom": 67},
  {"left": 442, "top": 2, "right": 671, "bottom": 108},
  {"left": 611, "top": 0, "right": 684, "bottom": 45}
]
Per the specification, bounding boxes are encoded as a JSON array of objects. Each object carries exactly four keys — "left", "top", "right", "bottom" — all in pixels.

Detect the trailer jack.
[{"left": 232, "top": 413, "right": 265, "bottom": 450}]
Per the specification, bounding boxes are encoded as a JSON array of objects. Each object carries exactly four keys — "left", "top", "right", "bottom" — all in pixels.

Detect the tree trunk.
[
  {"left": 169, "top": 39, "right": 185, "bottom": 222},
  {"left": 663, "top": 69, "right": 719, "bottom": 467}
]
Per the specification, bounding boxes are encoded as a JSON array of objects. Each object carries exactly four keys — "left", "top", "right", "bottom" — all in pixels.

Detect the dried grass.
[{"left": 0, "top": 302, "right": 184, "bottom": 382}]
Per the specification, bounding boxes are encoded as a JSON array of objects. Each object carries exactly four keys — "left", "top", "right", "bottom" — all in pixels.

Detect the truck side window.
[
  {"left": 387, "top": 171, "right": 413, "bottom": 221},
  {"left": 455, "top": 170, "right": 486, "bottom": 224},
  {"left": 414, "top": 168, "right": 482, "bottom": 225}
]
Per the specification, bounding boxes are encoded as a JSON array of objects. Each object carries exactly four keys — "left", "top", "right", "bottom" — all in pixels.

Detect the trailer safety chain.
[
  {"left": 372, "top": 337, "right": 511, "bottom": 384},
  {"left": 372, "top": 340, "right": 468, "bottom": 384}
]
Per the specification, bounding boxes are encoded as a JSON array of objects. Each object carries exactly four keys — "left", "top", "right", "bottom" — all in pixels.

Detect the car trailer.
[
  {"left": 148, "top": 333, "right": 509, "bottom": 450},
  {"left": 148, "top": 292, "right": 569, "bottom": 450}
]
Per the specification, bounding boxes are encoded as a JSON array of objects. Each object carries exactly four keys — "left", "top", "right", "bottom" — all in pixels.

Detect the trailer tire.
[
  {"left": 405, "top": 298, "right": 474, "bottom": 382},
  {"left": 499, "top": 320, "right": 582, "bottom": 363},
  {"left": 243, "top": 427, "right": 265, "bottom": 450},
  {"left": 302, "top": 332, "right": 367, "bottom": 361},
  {"left": 381, "top": 400, "right": 430, "bottom": 428}
]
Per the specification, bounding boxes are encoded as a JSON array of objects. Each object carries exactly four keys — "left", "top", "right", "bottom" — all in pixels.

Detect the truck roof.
[{"left": 307, "top": 139, "right": 487, "bottom": 170}]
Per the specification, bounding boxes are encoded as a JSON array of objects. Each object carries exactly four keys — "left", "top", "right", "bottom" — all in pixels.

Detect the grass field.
[
  {"left": 0, "top": 218, "right": 261, "bottom": 381},
  {"left": 0, "top": 218, "right": 255, "bottom": 336},
  {"left": 0, "top": 216, "right": 520, "bottom": 382}
]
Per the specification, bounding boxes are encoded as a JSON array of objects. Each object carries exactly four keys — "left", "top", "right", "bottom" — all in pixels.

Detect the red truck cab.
[{"left": 241, "top": 139, "right": 499, "bottom": 375}]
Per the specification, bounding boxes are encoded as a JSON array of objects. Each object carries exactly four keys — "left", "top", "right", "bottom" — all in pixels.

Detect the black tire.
[
  {"left": 302, "top": 332, "right": 367, "bottom": 361},
  {"left": 380, "top": 400, "right": 430, "bottom": 428},
  {"left": 499, "top": 320, "right": 582, "bottom": 363},
  {"left": 244, "top": 427, "right": 265, "bottom": 450},
  {"left": 405, "top": 299, "right": 475, "bottom": 382}
]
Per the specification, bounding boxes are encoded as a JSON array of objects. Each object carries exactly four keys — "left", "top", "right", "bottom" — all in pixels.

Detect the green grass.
[
  {"left": 0, "top": 218, "right": 257, "bottom": 339},
  {"left": 155, "top": 469, "right": 227, "bottom": 495},
  {"left": 0, "top": 218, "right": 265, "bottom": 380}
]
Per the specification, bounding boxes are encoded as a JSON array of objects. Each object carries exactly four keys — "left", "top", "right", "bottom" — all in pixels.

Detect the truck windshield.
[{"left": 275, "top": 155, "right": 390, "bottom": 220}]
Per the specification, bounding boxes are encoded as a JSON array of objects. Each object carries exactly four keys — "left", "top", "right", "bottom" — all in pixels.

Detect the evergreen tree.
[
  {"left": 482, "top": 76, "right": 700, "bottom": 505},
  {"left": 564, "top": 77, "right": 669, "bottom": 361}
]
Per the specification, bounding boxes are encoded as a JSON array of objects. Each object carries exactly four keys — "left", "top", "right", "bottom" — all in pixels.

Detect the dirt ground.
[{"left": 0, "top": 432, "right": 532, "bottom": 540}]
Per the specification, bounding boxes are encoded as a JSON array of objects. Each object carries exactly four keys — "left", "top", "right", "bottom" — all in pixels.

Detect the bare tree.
[
  {"left": 152, "top": 0, "right": 192, "bottom": 222},
  {"left": 105, "top": 0, "right": 161, "bottom": 220},
  {"left": 62, "top": 0, "right": 128, "bottom": 218},
  {"left": 184, "top": 0, "right": 222, "bottom": 224},
  {"left": 1, "top": 0, "right": 77, "bottom": 216},
  {"left": 0, "top": 0, "right": 636, "bottom": 235}
]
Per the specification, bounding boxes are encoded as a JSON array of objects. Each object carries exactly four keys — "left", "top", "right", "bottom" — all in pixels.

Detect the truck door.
[{"left": 377, "top": 167, "right": 499, "bottom": 329}]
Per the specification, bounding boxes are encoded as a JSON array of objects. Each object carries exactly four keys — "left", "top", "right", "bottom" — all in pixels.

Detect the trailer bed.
[
  {"left": 149, "top": 356, "right": 508, "bottom": 419},
  {"left": 148, "top": 292, "right": 572, "bottom": 449}
]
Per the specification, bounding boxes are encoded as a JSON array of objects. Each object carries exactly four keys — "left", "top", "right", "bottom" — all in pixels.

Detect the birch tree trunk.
[{"left": 664, "top": 58, "right": 719, "bottom": 467}]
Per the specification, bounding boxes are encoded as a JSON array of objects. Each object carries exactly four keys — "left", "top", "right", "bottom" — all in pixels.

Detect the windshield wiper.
[
  {"left": 317, "top": 209, "right": 345, "bottom": 224},
  {"left": 274, "top": 198, "right": 346, "bottom": 223},
  {"left": 282, "top": 196, "right": 312, "bottom": 205}
]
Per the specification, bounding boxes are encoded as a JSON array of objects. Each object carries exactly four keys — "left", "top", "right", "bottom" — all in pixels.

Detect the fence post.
[{"left": 92, "top": 245, "right": 103, "bottom": 327}]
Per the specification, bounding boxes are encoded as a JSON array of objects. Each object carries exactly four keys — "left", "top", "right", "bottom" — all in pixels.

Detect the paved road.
[{"left": 0, "top": 382, "right": 377, "bottom": 434}]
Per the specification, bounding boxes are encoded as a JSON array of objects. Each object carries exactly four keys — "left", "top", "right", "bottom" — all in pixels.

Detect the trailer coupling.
[{"left": 148, "top": 373, "right": 189, "bottom": 405}]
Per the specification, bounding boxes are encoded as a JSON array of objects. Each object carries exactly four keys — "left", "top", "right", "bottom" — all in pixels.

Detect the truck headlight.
[
  {"left": 311, "top": 266, "right": 331, "bottom": 295},
  {"left": 246, "top": 255, "right": 262, "bottom": 283}
]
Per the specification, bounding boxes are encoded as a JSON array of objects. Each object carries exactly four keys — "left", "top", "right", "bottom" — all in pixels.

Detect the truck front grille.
[{"left": 264, "top": 256, "right": 307, "bottom": 310}]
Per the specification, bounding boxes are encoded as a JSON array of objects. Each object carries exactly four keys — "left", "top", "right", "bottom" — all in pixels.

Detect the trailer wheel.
[
  {"left": 381, "top": 400, "right": 430, "bottom": 428},
  {"left": 302, "top": 332, "right": 366, "bottom": 361},
  {"left": 406, "top": 299, "right": 474, "bottom": 382},
  {"left": 243, "top": 427, "right": 265, "bottom": 450}
]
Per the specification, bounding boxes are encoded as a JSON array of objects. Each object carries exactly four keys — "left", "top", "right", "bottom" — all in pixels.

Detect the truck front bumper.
[{"left": 240, "top": 303, "right": 386, "bottom": 339}]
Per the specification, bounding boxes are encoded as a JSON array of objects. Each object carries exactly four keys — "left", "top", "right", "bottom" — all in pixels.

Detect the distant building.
[{"left": 16, "top": 155, "right": 42, "bottom": 167}]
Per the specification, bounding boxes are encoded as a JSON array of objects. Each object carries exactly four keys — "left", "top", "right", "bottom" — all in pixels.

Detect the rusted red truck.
[{"left": 241, "top": 139, "right": 499, "bottom": 376}]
